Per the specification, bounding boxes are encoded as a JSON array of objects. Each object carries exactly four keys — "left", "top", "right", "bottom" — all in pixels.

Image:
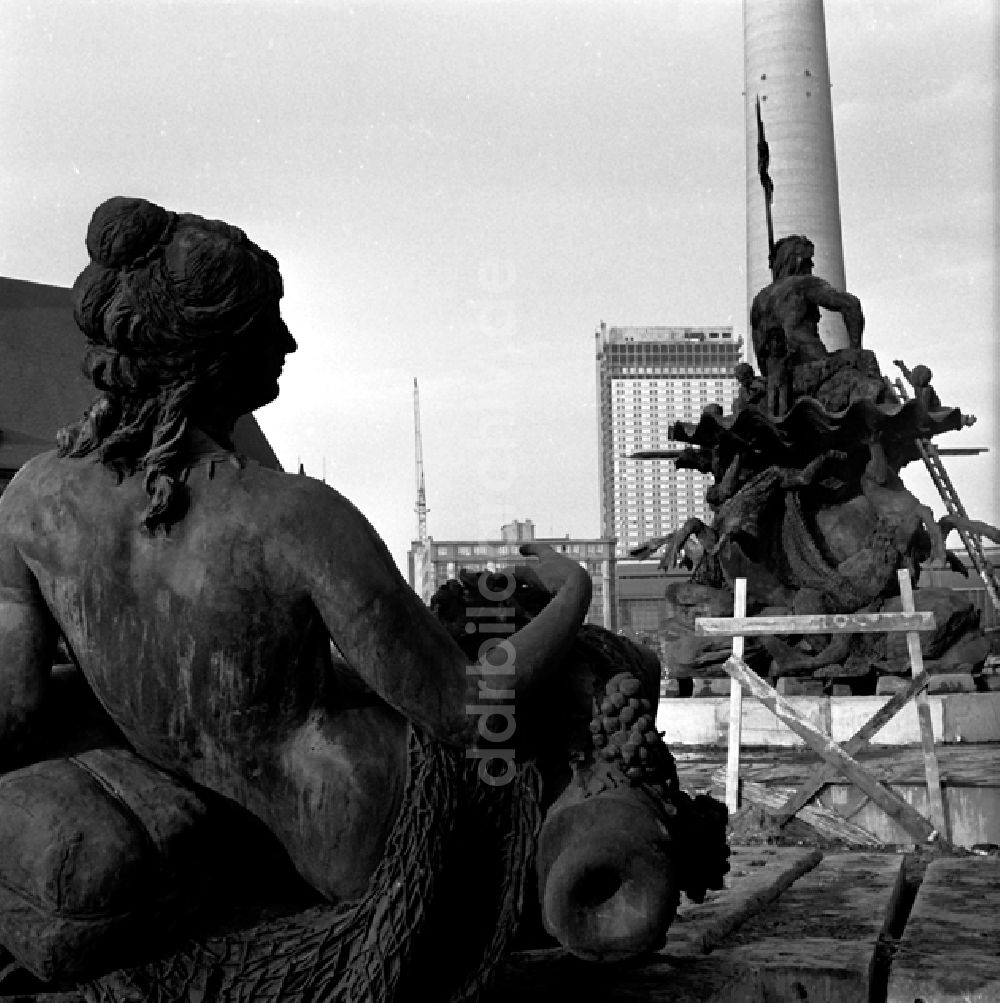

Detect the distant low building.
[
  {"left": 408, "top": 518, "right": 617, "bottom": 629},
  {"left": 615, "top": 560, "right": 672, "bottom": 635},
  {"left": 0, "top": 277, "right": 282, "bottom": 491}
]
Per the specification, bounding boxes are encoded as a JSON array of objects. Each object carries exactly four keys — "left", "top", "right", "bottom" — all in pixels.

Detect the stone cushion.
[{"left": 0, "top": 746, "right": 210, "bottom": 981}]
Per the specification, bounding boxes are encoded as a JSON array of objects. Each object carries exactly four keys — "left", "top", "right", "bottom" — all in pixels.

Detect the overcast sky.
[{"left": 2, "top": 0, "right": 995, "bottom": 574}]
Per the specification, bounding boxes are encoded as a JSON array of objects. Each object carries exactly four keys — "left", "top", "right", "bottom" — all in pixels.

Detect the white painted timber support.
[
  {"left": 695, "top": 573, "right": 948, "bottom": 847},
  {"left": 896, "top": 569, "right": 949, "bottom": 841},
  {"left": 725, "top": 579, "right": 747, "bottom": 813}
]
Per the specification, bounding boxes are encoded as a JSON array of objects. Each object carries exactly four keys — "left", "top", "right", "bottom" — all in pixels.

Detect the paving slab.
[
  {"left": 0, "top": 996, "right": 83, "bottom": 1002},
  {"left": 888, "top": 856, "right": 1000, "bottom": 1003},
  {"left": 490, "top": 847, "right": 823, "bottom": 1002},
  {"left": 727, "top": 938, "right": 877, "bottom": 1002},
  {"left": 720, "top": 852, "right": 908, "bottom": 1003},
  {"left": 492, "top": 851, "right": 910, "bottom": 1002},
  {"left": 664, "top": 845, "right": 823, "bottom": 956},
  {"left": 486, "top": 949, "right": 757, "bottom": 1002}
]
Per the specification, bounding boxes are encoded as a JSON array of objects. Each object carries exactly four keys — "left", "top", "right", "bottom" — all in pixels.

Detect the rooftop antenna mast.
[{"left": 413, "top": 377, "right": 429, "bottom": 543}]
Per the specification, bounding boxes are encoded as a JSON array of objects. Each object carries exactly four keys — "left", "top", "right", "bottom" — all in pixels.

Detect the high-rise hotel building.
[{"left": 595, "top": 323, "right": 743, "bottom": 556}]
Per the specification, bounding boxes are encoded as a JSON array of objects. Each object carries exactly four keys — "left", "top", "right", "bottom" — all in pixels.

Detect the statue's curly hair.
[
  {"left": 58, "top": 196, "right": 283, "bottom": 533},
  {"left": 772, "top": 234, "right": 814, "bottom": 280}
]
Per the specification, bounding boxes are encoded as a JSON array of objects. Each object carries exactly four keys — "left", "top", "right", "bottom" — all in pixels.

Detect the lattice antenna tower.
[{"left": 413, "top": 377, "right": 429, "bottom": 543}]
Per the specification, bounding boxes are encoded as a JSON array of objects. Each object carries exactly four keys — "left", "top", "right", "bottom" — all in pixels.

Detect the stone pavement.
[
  {"left": 2, "top": 849, "right": 997, "bottom": 1002},
  {"left": 490, "top": 848, "right": 1000, "bottom": 1003}
]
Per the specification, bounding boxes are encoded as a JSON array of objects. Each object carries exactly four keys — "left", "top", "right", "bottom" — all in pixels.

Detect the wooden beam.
[
  {"left": 666, "top": 846, "right": 823, "bottom": 957},
  {"left": 770, "top": 670, "right": 930, "bottom": 827},
  {"left": 725, "top": 578, "right": 746, "bottom": 814},
  {"left": 721, "top": 655, "right": 940, "bottom": 845},
  {"left": 725, "top": 854, "right": 909, "bottom": 1003},
  {"left": 696, "top": 611, "right": 935, "bottom": 637},
  {"left": 897, "top": 569, "right": 949, "bottom": 842},
  {"left": 710, "top": 769, "right": 883, "bottom": 847}
]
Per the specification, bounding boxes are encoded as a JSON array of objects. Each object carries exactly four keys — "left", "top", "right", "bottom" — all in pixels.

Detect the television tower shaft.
[
  {"left": 744, "top": 0, "right": 849, "bottom": 361},
  {"left": 413, "top": 377, "right": 429, "bottom": 544}
]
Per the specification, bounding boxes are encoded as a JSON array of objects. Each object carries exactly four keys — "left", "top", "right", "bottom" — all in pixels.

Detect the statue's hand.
[
  {"left": 892, "top": 359, "right": 904, "bottom": 369},
  {"left": 517, "top": 542, "right": 586, "bottom": 595}
]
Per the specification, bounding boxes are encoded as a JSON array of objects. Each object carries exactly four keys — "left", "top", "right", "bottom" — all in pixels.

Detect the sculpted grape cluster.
[{"left": 589, "top": 671, "right": 675, "bottom": 799}]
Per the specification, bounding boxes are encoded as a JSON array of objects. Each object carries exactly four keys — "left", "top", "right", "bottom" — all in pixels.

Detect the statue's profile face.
[
  {"left": 255, "top": 309, "right": 298, "bottom": 407},
  {"left": 213, "top": 303, "right": 298, "bottom": 417}
]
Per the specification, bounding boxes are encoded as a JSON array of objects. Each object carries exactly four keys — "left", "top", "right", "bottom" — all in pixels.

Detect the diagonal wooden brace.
[
  {"left": 770, "top": 670, "right": 930, "bottom": 827},
  {"left": 721, "top": 655, "right": 942, "bottom": 846}
]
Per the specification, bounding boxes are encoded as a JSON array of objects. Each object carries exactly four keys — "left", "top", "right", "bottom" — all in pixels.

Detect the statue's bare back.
[
  {"left": 1, "top": 451, "right": 468, "bottom": 898},
  {"left": 0, "top": 195, "right": 592, "bottom": 907}
]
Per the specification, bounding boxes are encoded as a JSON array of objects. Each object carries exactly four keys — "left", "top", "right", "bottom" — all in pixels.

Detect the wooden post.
[
  {"left": 722, "top": 654, "right": 940, "bottom": 845},
  {"left": 696, "top": 604, "right": 941, "bottom": 843},
  {"left": 725, "top": 578, "right": 747, "bottom": 814},
  {"left": 897, "top": 569, "right": 949, "bottom": 841}
]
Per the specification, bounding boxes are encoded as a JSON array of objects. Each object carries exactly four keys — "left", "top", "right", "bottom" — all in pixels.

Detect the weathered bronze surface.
[
  {"left": 640, "top": 235, "right": 990, "bottom": 687},
  {"left": 0, "top": 197, "right": 727, "bottom": 999}
]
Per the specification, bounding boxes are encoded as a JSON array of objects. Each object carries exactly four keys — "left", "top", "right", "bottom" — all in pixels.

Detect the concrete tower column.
[{"left": 744, "top": 0, "right": 848, "bottom": 362}]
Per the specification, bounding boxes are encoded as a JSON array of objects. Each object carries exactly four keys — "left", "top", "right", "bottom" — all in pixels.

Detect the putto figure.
[
  {"left": 894, "top": 358, "right": 977, "bottom": 430},
  {"left": 732, "top": 361, "right": 767, "bottom": 414}
]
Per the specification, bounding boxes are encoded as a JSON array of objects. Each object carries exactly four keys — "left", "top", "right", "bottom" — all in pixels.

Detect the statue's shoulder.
[
  {"left": 752, "top": 279, "right": 795, "bottom": 310},
  {"left": 243, "top": 463, "right": 347, "bottom": 501},
  {"left": 240, "top": 464, "right": 363, "bottom": 528},
  {"left": 2, "top": 452, "right": 127, "bottom": 539},
  {"left": 795, "top": 274, "right": 839, "bottom": 295},
  {"left": 5, "top": 448, "right": 60, "bottom": 480},
  {"left": 771, "top": 274, "right": 811, "bottom": 292},
  {"left": 1, "top": 450, "right": 70, "bottom": 507},
  {"left": 0, "top": 452, "right": 79, "bottom": 549}
]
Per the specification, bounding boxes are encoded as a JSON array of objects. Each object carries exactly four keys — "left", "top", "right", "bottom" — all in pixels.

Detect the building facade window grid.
[{"left": 596, "top": 323, "right": 742, "bottom": 560}]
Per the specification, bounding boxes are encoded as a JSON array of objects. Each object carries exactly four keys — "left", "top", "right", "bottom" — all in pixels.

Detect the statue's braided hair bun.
[
  {"left": 60, "top": 195, "right": 283, "bottom": 534},
  {"left": 72, "top": 196, "right": 281, "bottom": 356},
  {"left": 85, "top": 196, "right": 176, "bottom": 269}
]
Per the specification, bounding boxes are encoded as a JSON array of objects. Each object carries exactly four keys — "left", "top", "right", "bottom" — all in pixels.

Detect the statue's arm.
[
  {"left": 0, "top": 527, "right": 58, "bottom": 766},
  {"left": 892, "top": 359, "right": 915, "bottom": 387},
  {"left": 749, "top": 297, "right": 769, "bottom": 376},
  {"left": 804, "top": 277, "right": 865, "bottom": 347},
  {"left": 290, "top": 482, "right": 591, "bottom": 747},
  {"left": 940, "top": 514, "right": 1000, "bottom": 547}
]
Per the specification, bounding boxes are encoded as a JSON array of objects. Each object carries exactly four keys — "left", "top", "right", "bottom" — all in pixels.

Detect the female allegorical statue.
[{"left": 0, "top": 197, "right": 599, "bottom": 997}]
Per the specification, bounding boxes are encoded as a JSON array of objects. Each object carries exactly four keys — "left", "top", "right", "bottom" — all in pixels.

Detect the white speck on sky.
[{"left": 2, "top": 1, "right": 995, "bottom": 573}]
